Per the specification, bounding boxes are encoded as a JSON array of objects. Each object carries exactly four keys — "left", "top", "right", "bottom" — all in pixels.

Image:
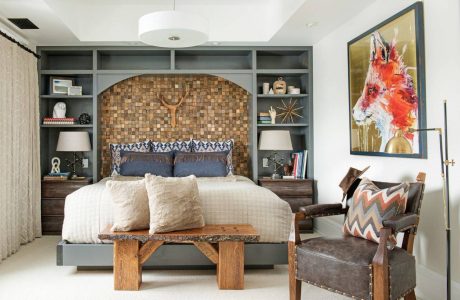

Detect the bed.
[{"left": 58, "top": 175, "right": 292, "bottom": 268}]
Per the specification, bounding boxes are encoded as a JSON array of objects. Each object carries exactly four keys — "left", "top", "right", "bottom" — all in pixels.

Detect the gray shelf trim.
[
  {"left": 257, "top": 123, "right": 308, "bottom": 127},
  {"left": 256, "top": 69, "right": 309, "bottom": 74},
  {"left": 257, "top": 94, "right": 308, "bottom": 98},
  {"left": 96, "top": 69, "right": 253, "bottom": 74},
  {"left": 41, "top": 124, "right": 93, "bottom": 128},
  {"left": 41, "top": 70, "right": 94, "bottom": 75},
  {"left": 40, "top": 95, "right": 93, "bottom": 99}
]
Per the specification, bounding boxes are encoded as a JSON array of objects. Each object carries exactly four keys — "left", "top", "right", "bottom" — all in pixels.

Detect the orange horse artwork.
[
  {"left": 348, "top": 4, "right": 425, "bottom": 157},
  {"left": 352, "top": 31, "right": 418, "bottom": 152}
]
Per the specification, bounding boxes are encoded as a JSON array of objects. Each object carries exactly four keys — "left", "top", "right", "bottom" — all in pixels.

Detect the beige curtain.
[{"left": 0, "top": 35, "right": 41, "bottom": 262}]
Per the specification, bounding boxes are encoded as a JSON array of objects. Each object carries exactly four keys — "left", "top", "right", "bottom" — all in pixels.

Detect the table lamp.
[
  {"left": 56, "top": 131, "right": 91, "bottom": 178},
  {"left": 259, "top": 130, "right": 293, "bottom": 179}
]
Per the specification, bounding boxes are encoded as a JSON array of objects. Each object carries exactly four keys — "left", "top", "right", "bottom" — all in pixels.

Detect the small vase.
[{"left": 262, "top": 83, "right": 270, "bottom": 94}]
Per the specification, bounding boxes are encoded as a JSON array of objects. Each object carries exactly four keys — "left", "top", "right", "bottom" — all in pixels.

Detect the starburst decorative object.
[{"left": 277, "top": 98, "right": 304, "bottom": 124}]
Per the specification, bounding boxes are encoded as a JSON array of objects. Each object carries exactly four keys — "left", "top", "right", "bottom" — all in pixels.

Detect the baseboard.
[{"left": 314, "top": 217, "right": 460, "bottom": 299}]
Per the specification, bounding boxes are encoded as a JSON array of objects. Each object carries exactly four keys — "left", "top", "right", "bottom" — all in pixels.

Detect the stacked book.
[
  {"left": 43, "top": 172, "right": 70, "bottom": 181},
  {"left": 257, "top": 112, "right": 272, "bottom": 124},
  {"left": 43, "top": 117, "right": 76, "bottom": 125},
  {"left": 291, "top": 150, "right": 308, "bottom": 179}
]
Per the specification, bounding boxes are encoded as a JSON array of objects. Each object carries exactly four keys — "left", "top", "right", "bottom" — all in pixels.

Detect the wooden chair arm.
[
  {"left": 299, "top": 203, "right": 348, "bottom": 219},
  {"left": 288, "top": 212, "right": 305, "bottom": 245},
  {"left": 372, "top": 227, "right": 392, "bottom": 300}
]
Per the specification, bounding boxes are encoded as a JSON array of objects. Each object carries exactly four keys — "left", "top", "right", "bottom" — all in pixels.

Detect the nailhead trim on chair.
[
  {"left": 369, "top": 264, "right": 373, "bottom": 299},
  {"left": 297, "top": 276, "right": 366, "bottom": 300}
]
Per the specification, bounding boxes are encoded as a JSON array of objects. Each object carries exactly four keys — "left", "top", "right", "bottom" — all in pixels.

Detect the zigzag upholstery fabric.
[{"left": 343, "top": 178, "right": 410, "bottom": 244}]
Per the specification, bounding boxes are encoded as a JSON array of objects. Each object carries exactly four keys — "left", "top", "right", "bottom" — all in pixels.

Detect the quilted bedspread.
[{"left": 61, "top": 176, "right": 292, "bottom": 243}]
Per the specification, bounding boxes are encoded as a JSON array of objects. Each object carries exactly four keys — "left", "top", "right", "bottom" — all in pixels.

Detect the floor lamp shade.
[
  {"left": 259, "top": 130, "right": 293, "bottom": 150},
  {"left": 56, "top": 131, "right": 91, "bottom": 152}
]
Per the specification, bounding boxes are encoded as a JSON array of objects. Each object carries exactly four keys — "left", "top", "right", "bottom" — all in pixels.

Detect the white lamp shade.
[
  {"left": 139, "top": 11, "right": 209, "bottom": 48},
  {"left": 259, "top": 130, "right": 293, "bottom": 151},
  {"left": 56, "top": 131, "right": 91, "bottom": 152}
]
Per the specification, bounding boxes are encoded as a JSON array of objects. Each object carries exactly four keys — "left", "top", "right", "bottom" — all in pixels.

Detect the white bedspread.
[{"left": 62, "top": 176, "right": 292, "bottom": 243}]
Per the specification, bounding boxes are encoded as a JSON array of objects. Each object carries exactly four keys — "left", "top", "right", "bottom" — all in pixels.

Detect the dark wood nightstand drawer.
[
  {"left": 259, "top": 179, "right": 313, "bottom": 197},
  {"left": 41, "top": 216, "right": 64, "bottom": 234},
  {"left": 282, "top": 197, "right": 313, "bottom": 213},
  {"left": 41, "top": 181, "right": 87, "bottom": 198},
  {"left": 41, "top": 198, "right": 65, "bottom": 216}
]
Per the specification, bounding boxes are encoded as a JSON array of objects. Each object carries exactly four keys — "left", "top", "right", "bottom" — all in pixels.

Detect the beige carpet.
[{"left": 0, "top": 236, "right": 348, "bottom": 300}]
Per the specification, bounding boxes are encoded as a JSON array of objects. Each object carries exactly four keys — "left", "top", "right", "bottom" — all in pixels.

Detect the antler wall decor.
[{"left": 159, "top": 89, "right": 188, "bottom": 128}]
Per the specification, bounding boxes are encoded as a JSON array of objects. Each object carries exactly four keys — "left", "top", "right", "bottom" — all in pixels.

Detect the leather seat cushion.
[{"left": 296, "top": 236, "right": 416, "bottom": 300}]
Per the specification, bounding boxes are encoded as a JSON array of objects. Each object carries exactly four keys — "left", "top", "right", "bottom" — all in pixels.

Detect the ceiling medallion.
[{"left": 138, "top": 1, "right": 209, "bottom": 48}]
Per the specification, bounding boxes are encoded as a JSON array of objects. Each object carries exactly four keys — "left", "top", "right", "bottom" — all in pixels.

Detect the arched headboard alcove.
[{"left": 99, "top": 74, "right": 251, "bottom": 177}]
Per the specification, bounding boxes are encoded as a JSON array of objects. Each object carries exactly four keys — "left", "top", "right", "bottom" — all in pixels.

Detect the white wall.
[{"left": 313, "top": 0, "right": 460, "bottom": 298}]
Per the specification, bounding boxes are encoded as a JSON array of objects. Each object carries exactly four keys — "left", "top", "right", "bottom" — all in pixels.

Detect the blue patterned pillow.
[
  {"left": 174, "top": 152, "right": 228, "bottom": 177},
  {"left": 191, "top": 139, "right": 234, "bottom": 174},
  {"left": 120, "top": 151, "right": 174, "bottom": 177},
  {"left": 110, "top": 141, "right": 151, "bottom": 175},
  {"left": 151, "top": 140, "right": 192, "bottom": 153}
]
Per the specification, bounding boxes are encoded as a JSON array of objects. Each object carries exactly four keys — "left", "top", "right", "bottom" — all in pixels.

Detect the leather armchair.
[{"left": 289, "top": 172, "right": 426, "bottom": 300}]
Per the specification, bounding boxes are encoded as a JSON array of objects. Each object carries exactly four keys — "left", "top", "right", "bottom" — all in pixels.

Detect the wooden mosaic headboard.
[{"left": 99, "top": 74, "right": 251, "bottom": 178}]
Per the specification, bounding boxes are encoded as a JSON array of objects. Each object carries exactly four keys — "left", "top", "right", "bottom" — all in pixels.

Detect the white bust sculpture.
[{"left": 53, "top": 102, "right": 66, "bottom": 118}]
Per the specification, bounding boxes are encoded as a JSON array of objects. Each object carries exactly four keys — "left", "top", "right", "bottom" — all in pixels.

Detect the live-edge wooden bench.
[{"left": 98, "top": 224, "right": 260, "bottom": 291}]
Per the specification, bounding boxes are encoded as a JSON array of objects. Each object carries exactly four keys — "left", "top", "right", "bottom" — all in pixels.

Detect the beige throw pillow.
[
  {"left": 106, "top": 179, "right": 150, "bottom": 231},
  {"left": 145, "top": 174, "right": 205, "bottom": 233}
]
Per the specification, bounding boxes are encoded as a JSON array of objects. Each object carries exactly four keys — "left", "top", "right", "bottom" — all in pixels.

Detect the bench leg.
[
  {"left": 113, "top": 240, "right": 141, "bottom": 290},
  {"left": 217, "top": 241, "right": 244, "bottom": 290}
]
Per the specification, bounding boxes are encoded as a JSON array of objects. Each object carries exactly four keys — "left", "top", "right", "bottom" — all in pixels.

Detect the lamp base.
[{"left": 271, "top": 173, "right": 282, "bottom": 179}]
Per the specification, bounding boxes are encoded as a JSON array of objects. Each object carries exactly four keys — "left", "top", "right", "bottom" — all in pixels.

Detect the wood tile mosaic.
[{"left": 100, "top": 74, "right": 250, "bottom": 177}]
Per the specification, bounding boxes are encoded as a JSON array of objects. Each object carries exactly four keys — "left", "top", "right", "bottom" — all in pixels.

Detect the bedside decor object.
[
  {"left": 68, "top": 86, "right": 82, "bottom": 96},
  {"left": 277, "top": 98, "right": 304, "bottom": 123},
  {"left": 348, "top": 2, "right": 426, "bottom": 157},
  {"left": 56, "top": 131, "right": 92, "bottom": 178},
  {"left": 43, "top": 117, "right": 76, "bottom": 125},
  {"left": 290, "top": 88, "right": 301, "bottom": 94},
  {"left": 268, "top": 88, "right": 274, "bottom": 95},
  {"left": 51, "top": 157, "right": 61, "bottom": 174},
  {"left": 409, "top": 100, "right": 454, "bottom": 300},
  {"left": 159, "top": 89, "right": 188, "bottom": 128},
  {"left": 262, "top": 82, "right": 270, "bottom": 94},
  {"left": 53, "top": 102, "right": 66, "bottom": 118},
  {"left": 257, "top": 112, "right": 271, "bottom": 124},
  {"left": 50, "top": 76, "right": 73, "bottom": 95},
  {"left": 268, "top": 106, "right": 277, "bottom": 124},
  {"left": 273, "top": 77, "right": 286, "bottom": 94},
  {"left": 78, "top": 113, "right": 91, "bottom": 125},
  {"left": 283, "top": 163, "right": 293, "bottom": 177},
  {"left": 259, "top": 130, "right": 293, "bottom": 179},
  {"left": 287, "top": 86, "right": 295, "bottom": 94}
]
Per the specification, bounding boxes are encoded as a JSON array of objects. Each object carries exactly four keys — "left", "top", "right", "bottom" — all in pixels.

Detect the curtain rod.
[{"left": 0, "top": 30, "right": 40, "bottom": 59}]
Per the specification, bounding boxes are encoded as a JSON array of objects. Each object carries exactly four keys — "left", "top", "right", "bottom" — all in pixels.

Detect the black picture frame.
[{"left": 347, "top": 2, "right": 426, "bottom": 158}]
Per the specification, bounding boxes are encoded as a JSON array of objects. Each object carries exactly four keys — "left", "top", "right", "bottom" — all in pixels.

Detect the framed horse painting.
[{"left": 348, "top": 2, "right": 426, "bottom": 158}]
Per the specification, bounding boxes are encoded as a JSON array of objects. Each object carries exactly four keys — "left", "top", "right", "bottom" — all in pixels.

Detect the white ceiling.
[{"left": 0, "top": 0, "right": 376, "bottom": 46}]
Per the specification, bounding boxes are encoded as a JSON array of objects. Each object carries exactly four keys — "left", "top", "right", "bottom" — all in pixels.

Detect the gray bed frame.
[{"left": 57, "top": 240, "right": 287, "bottom": 269}]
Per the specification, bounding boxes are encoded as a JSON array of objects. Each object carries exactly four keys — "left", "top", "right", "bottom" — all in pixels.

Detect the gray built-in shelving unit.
[{"left": 37, "top": 47, "right": 313, "bottom": 182}]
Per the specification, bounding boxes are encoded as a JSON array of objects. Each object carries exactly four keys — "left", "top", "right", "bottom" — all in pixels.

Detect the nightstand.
[
  {"left": 258, "top": 178, "right": 314, "bottom": 232},
  {"left": 41, "top": 178, "right": 92, "bottom": 235}
]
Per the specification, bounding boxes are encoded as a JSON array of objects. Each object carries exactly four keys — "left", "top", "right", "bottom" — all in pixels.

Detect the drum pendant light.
[{"left": 138, "top": 0, "right": 209, "bottom": 48}]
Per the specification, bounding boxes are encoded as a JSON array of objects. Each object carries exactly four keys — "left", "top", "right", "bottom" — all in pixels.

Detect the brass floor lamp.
[{"left": 410, "top": 100, "right": 455, "bottom": 300}]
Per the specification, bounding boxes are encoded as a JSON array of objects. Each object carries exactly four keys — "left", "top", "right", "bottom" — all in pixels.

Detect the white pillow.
[
  {"left": 145, "top": 174, "right": 205, "bottom": 233},
  {"left": 106, "top": 179, "right": 150, "bottom": 231}
]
